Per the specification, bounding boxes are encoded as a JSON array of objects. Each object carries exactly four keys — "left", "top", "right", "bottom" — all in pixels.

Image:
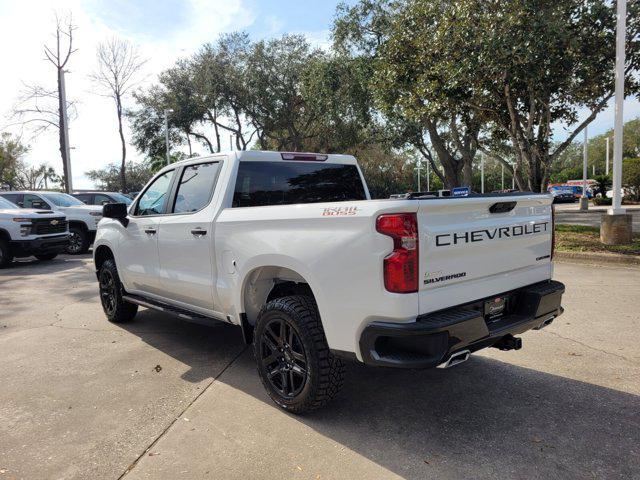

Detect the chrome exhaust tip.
[
  {"left": 533, "top": 315, "right": 555, "bottom": 330},
  {"left": 437, "top": 349, "right": 471, "bottom": 369}
]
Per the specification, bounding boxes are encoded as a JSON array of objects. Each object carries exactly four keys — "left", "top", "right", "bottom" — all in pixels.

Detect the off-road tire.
[
  {"left": 67, "top": 226, "right": 90, "bottom": 254},
  {"left": 254, "top": 295, "right": 345, "bottom": 413},
  {"left": 0, "top": 239, "right": 13, "bottom": 268},
  {"left": 35, "top": 253, "right": 57, "bottom": 261},
  {"left": 98, "top": 258, "right": 138, "bottom": 323}
]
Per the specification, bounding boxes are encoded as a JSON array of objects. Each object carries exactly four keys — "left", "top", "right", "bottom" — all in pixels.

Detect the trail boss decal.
[
  {"left": 435, "top": 222, "right": 549, "bottom": 247},
  {"left": 322, "top": 206, "right": 359, "bottom": 216}
]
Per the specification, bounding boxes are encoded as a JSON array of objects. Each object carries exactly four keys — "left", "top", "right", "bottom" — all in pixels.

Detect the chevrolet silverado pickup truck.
[
  {"left": 0, "top": 196, "right": 69, "bottom": 268},
  {"left": 0, "top": 191, "right": 103, "bottom": 254},
  {"left": 93, "top": 150, "right": 565, "bottom": 413}
]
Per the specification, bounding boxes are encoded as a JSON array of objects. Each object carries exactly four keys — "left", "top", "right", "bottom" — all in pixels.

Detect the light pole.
[
  {"left": 164, "top": 108, "right": 173, "bottom": 165},
  {"left": 415, "top": 158, "right": 423, "bottom": 192},
  {"left": 580, "top": 126, "right": 589, "bottom": 211},
  {"left": 426, "top": 160, "right": 430, "bottom": 192},
  {"left": 60, "top": 69, "right": 73, "bottom": 192},
  {"left": 605, "top": 136, "right": 610, "bottom": 175},
  {"left": 480, "top": 153, "right": 485, "bottom": 194},
  {"left": 601, "top": 0, "right": 632, "bottom": 245}
]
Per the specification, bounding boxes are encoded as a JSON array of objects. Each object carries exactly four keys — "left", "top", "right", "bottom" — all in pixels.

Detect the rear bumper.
[
  {"left": 10, "top": 234, "right": 70, "bottom": 257},
  {"left": 359, "top": 280, "right": 565, "bottom": 369}
]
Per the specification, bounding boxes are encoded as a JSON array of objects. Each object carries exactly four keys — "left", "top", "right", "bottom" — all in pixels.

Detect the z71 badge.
[{"left": 322, "top": 206, "right": 359, "bottom": 216}]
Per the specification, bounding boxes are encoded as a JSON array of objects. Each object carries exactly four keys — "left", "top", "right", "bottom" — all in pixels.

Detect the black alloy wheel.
[
  {"left": 99, "top": 268, "right": 117, "bottom": 317},
  {"left": 259, "top": 317, "right": 309, "bottom": 398}
]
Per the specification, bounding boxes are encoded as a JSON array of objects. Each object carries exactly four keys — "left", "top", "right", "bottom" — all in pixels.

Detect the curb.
[{"left": 555, "top": 250, "right": 640, "bottom": 267}]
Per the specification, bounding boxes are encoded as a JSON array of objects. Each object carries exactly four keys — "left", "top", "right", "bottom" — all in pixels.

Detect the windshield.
[
  {"left": 0, "top": 197, "right": 18, "bottom": 209},
  {"left": 42, "top": 192, "right": 85, "bottom": 207},
  {"left": 110, "top": 193, "right": 133, "bottom": 205}
]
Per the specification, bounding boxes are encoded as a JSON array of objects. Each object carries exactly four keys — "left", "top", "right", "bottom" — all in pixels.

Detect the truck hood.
[
  {"left": 0, "top": 208, "right": 60, "bottom": 218},
  {"left": 58, "top": 205, "right": 103, "bottom": 214}
]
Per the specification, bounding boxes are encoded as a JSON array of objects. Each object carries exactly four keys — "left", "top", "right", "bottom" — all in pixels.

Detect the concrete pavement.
[{"left": 1, "top": 256, "right": 639, "bottom": 479}]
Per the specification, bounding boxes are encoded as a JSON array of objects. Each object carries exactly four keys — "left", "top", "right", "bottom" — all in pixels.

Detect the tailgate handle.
[{"left": 489, "top": 201, "right": 517, "bottom": 214}]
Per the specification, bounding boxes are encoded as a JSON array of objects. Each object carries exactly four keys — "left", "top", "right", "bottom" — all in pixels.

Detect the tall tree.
[
  {"left": 333, "top": 0, "right": 480, "bottom": 189},
  {"left": 90, "top": 37, "right": 146, "bottom": 192},
  {"left": 10, "top": 14, "right": 77, "bottom": 192},
  {"left": 378, "top": 0, "right": 640, "bottom": 191}
]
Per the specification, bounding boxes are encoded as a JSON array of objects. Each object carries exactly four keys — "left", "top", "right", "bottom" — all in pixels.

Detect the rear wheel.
[
  {"left": 35, "top": 253, "right": 57, "bottom": 261},
  {"left": 254, "top": 295, "right": 344, "bottom": 413},
  {"left": 0, "top": 239, "right": 13, "bottom": 269},
  {"left": 98, "top": 258, "right": 138, "bottom": 323},
  {"left": 67, "top": 226, "right": 90, "bottom": 254}
]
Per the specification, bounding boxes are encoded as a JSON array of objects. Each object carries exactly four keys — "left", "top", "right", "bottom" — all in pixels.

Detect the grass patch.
[{"left": 555, "top": 224, "right": 640, "bottom": 256}]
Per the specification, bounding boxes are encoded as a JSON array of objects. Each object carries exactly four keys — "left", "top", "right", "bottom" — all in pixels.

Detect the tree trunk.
[
  {"left": 462, "top": 158, "right": 473, "bottom": 187},
  {"left": 116, "top": 95, "right": 127, "bottom": 192}
]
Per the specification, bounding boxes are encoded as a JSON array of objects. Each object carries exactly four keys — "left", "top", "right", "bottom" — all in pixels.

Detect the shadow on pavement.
[{"left": 120, "top": 309, "right": 640, "bottom": 479}]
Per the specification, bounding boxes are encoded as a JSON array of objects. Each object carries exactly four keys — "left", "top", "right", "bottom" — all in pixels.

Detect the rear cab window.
[{"left": 232, "top": 161, "right": 366, "bottom": 208}]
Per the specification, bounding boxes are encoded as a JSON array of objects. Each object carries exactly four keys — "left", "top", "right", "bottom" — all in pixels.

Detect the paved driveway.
[
  {"left": 554, "top": 203, "right": 640, "bottom": 229},
  {"left": 1, "top": 256, "right": 639, "bottom": 479}
]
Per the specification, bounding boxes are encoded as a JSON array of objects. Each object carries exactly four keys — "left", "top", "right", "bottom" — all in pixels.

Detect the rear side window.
[
  {"left": 232, "top": 161, "right": 366, "bottom": 208},
  {"left": 172, "top": 162, "right": 221, "bottom": 213},
  {"left": 0, "top": 194, "right": 21, "bottom": 205}
]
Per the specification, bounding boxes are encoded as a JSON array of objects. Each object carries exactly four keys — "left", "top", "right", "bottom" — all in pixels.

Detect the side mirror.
[{"left": 102, "top": 202, "right": 129, "bottom": 227}]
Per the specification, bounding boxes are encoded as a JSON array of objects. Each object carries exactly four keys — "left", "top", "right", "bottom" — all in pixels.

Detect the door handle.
[
  {"left": 144, "top": 228, "right": 157, "bottom": 235},
  {"left": 190, "top": 228, "right": 207, "bottom": 237}
]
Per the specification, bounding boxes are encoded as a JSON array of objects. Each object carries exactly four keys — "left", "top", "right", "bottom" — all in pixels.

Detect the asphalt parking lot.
[
  {"left": 1, "top": 255, "right": 639, "bottom": 480},
  {"left": 554, "top": 203, "right": 640, "bottom": 229}
]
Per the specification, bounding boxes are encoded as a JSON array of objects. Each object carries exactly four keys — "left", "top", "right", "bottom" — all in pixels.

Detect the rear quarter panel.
[{"left": 215, "top": 199, "right": 420, "bottom": 356}]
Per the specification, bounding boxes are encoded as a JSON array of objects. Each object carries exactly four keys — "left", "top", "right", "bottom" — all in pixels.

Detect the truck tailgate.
[{"left": 417, "top": 194, "right": 554, "bottom": 315}]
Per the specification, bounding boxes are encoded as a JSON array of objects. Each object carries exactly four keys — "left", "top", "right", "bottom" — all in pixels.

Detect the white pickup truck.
[
  {"left": 0, "top": 191, "right": 103, "bottom": 254},
  {"left": 0, "top": 196, "right": 69, "bottom": 268},
  {"left": 94, "top": 150, "right": 564, "bottom": 413}
]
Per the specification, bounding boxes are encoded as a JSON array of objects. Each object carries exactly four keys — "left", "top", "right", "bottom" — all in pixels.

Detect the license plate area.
[{"left": 484, "top": 295, "right": 507, "bottom": 322}]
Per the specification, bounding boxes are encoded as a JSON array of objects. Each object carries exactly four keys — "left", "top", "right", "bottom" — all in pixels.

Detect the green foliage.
[
  {"left": 0, "top": 133, "right": 29, "bottom": 189},
  {"left": 85, "top": 160, "right": 160, "bottom": 193},
  {"left": 372, "top": 0, "right": 640, "bottom": 191},
  {"left": 623, "top": 158, "right": 640, "bottom": 200},
  {"left": 593, "top": 196, "right": 612, "bottom": 206}
]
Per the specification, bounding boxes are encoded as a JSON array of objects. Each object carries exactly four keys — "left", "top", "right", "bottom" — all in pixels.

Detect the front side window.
[
  {"left": 42, "top": 193, "right": 84, "bottom": 207},
  {"left": 136, "top": 171, "right": 175, "bottom": 216},
  {"left": 94, "top": 194, "right": 113, "bottom": 205},
  {"left": 24, "top": 194, "right": 51, "bottom": 209},
  {"left": 109, "top": 193, "right": 133, "bottom": 205},
  {"left": 173, "top": 162, "right": 220, "bottom": 214},
  {"left": 232, "top": 161, "right": 366, "bottom": 208}
]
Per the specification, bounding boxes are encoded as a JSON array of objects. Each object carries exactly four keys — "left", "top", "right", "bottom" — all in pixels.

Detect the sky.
[{"left": 0, "top": 0, "right": 638, "bottom": 189}]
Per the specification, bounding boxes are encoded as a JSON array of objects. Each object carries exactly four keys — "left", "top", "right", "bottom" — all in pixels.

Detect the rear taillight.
[
  {"left": 551, "top": 205, "right": 556, "bottom": 260},
  {"left": 376, "top": 213, "right": 419, "bottom": 293}
]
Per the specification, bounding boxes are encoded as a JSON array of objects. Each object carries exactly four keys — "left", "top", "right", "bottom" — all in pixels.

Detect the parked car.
[
  {"left": 94, "top": 150, "right": 564, "bottom": 413},
  {"left": 548, "top": 186, "right": 577, "bottom": 203},
  {"left": 0, "top": 191, "right": 102, "bottom": 254},
  {"left": 73, "top": 191, "right": 133, "bottom": 206},
  {"left": 0, "top": 196, "right": 69, "bottom": 268}
]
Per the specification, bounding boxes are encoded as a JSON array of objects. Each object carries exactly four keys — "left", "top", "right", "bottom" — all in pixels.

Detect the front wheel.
[
  {"left": 0, "top": 239, "right": 13, "bottom": 269},
  {"left": 98, "top": 258, "right": 138, "bottom": 323},
  {"left": 254, "top": 295, "right": 344, "bottom": 413},
  {"left": 67, "top": 226, "right": 90, "bottom": 254}
]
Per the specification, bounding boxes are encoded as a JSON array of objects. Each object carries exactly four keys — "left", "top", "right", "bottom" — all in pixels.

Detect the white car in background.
[
  {"left": 0, "top": 196, "right": 69, "bottom": 268},
  {"left": 0, "top": 191, "right": 102, "bottom": 254}
]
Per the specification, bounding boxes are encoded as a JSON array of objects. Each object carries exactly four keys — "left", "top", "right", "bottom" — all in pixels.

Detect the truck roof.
[{"left": 161, "top": 150, "right": 358, "bottom": 173}]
